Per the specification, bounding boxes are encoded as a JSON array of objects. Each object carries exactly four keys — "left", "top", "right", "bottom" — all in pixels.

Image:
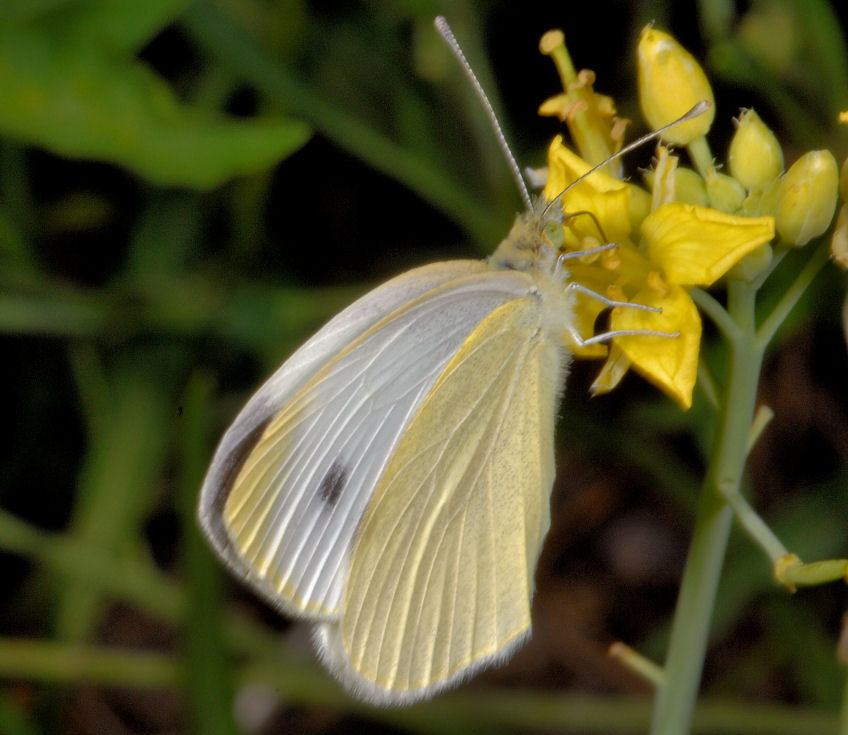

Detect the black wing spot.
[{"left": 318, "top": 461, "right": 348, "bottom": 507}]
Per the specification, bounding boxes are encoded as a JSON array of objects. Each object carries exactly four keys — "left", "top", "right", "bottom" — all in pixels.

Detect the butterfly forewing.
[
  {"left": 317, "top": 295, "right": 567, "bottom": 704},
  {"left": 198, "top": 262, "right": 541, "bottom": 619}
]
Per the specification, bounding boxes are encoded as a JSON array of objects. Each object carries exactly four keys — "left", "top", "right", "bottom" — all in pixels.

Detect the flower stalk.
[{"left": 650, "top": 278, "right": 762, "bottom": 735}]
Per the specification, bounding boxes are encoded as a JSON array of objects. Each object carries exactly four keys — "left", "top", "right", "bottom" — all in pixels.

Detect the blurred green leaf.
[
  {"left": 0, "top": 24, "right": 311, "bottom": 189},
  {"left": 0, "top": 206, "right": 30, "bottom": 267},
  {"left": 0, "top": 691, "right": 41, "bottom": 735},
  {"left": 0, "top": 0, "right": 75, "bottom": 24},
  {"left": 55, "top": 351, "right": 180, "bottom": 641},
  {"left": 33, "top": 0, "right": 192, "bottom": 52}
]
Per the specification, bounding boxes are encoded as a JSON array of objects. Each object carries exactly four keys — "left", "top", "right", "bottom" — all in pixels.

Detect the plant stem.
[
  {"left": 690, "top": 288, "right": 740, "bottom": 341},
  {"left": 650, "top": 280, "right": 764, "bottom": 735},
  {"left": 756, "top": 241, "right": 830, "bottom": 349},
  {"left": 717, "top": 479, "right": 788, "bottom": 562}
]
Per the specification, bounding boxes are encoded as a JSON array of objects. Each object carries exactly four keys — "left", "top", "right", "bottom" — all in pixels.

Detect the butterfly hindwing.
[{"left": 317, "top": 293, "right": 568, "bottom": 703}]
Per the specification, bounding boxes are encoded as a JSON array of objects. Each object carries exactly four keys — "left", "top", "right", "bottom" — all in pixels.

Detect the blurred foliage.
[
  {"left": 0, "top": 1, "right": 846, "bottom": 734},
  {"left": 0, "top": 1, "right": 310, "bottom": 188}
]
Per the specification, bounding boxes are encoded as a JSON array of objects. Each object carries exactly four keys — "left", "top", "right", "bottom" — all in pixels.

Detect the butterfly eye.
[{"left": 543, "top": 221, "right": 565, "bottom": 250}]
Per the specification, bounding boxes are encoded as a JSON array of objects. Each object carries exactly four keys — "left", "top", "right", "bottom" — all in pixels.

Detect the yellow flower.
[
  {"left": 538, "top": 29, "right": 628, "bottom": 172},
  {"left": 544, "top": 137, "right": 775, "bottom": 408}
]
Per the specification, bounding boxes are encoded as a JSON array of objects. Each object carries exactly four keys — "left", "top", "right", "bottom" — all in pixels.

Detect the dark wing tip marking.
[
  {"left": 211, "top": 415, "right": 275, "bottom": 519},
  {"left": 318, "top": 460, "right": 348, "bottom": 507}
]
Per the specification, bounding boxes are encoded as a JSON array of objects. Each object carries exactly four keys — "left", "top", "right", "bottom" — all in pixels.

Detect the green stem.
[
  {"left": 177, "top": 373, "right": 240, "bottom": 735},
  {"left": 746, "top": 404, "right": 774, "bottom": 453},
  {"left": 650, "top": 280, "right": 764, "bottom": 735},
  {"left": 0, "top": 636, "right": 838, "bottom": 734},
  {"left": 0, "top": 637, "right": 181, "bottom": 688},
  {"left": 608, "top": 642, "right": 665, "bottom": 687},
  {"left": 756, "top": 241, "right": 830, "bottom": 349},
  {"left": 696, "top": 360, "right": 720, "bottom": 411},
  {"left": 751, "top": 246, "right": 788, "bottom": 291},
  {"left": 690, "top": 288, "right": 740, "bottom": 341},
  {"left": 718, "top": 478, "right": 788, "bottom": 562}
]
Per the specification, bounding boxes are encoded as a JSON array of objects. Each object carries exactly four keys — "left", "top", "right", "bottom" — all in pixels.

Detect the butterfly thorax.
[{"left": 488, "top": 196, "right": 576, "bottom": 346}]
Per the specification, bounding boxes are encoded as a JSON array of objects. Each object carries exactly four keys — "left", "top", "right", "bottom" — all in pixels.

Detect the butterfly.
[{"left": 198, "top": 17, "right": 680, "bottom": 706}]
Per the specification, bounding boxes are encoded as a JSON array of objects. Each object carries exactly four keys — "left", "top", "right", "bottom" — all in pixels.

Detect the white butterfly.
[{"left": 198, "top": 17, "right": 682, "bottom": 706}]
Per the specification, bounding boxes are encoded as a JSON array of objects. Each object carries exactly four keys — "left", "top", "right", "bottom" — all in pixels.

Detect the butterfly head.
[{"left": 488, "top": 196, "right": 568, "bottom": 277}]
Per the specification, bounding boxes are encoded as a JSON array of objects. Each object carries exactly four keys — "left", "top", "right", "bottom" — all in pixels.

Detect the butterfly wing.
[
  {"left": 198, "top": 261, "right": 541, "bottom": 619},
  {"left": 317, "top": 294, "right": 569, "bottom": 704}
]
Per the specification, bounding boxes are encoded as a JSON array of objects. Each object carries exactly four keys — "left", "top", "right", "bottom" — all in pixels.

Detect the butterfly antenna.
[
  {"left": 543, "top": 100, "right": 711, "bottom": 218},
  {"left": 435, "top": 16, "right": 533, "bottom": 210}
]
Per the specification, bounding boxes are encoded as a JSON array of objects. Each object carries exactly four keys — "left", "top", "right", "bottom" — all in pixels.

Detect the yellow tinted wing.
[
  {"left": 212, "top": 265, "right": 533, "bottom": 620},
  {"left": 321, "top": 297, "right": 566, "bottom": 703}
]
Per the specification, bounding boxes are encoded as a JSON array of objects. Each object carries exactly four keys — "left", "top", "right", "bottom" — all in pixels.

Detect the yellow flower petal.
[
  {"left": 590, "top": 344, "right": 631, "bottom": 395},
  {"left": 546, "top": 138, "right": 635, "bottom": 245},
  {"left": 538, "top": 93, "right": 572, "bottom": 120},
  {"left": 566, "top": 187, "right": 633, "bottom": 247},
  {"left": 545, "top": 136, "right": 625, "bottom": 196},
  {"left": 569, "top": 291, "right": 609, "bottom": 358},
  {"left": 642, "top": 202, "right": 774, "bottom": 286},
  {"left": 610, "top": 285, "right": 702, "bottom": 408}
]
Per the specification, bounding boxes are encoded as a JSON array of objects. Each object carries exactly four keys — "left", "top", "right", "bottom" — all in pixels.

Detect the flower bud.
[
  {"left": 840, "top": 157, "right": 848, "bottom": 202},
  {"left": 756, "top": 178, "right": 780, "bottom": 217},
  {"left": 643, "top": 166, "right": 708, "bottom": 207},
  {"left": 706, "top": 171, "right": 747, "bottom": 213},
  {"left": 728, "top": 243, "right": 773, "bottom": 281},
  {"left": 775, "top": 150, "right": 839, "bottom": 246},
  {"left": 728, "top": 109, "right": 784, "bottom": 190},
  {"left": 831, "top": 203, "right": 848, "bottom": 269},
  {"left": 637, "top": 27, "right": 715, "bottom": 145},
  {"left": 675, "top": 167, "right": 709, "bottom": 207}
]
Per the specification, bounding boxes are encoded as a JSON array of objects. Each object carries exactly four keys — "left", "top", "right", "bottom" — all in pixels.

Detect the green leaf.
[
  {"left": 42, "top": 0, "right": 192, "bottom": 52},
  {"left": 6, "top": 0, "right": 192, "bottom": 52},
  {"left": 0, "top": 25, "right": 311, "bottom": 189},
  {"left": 55, "top": 351, "right": 178, "bottom": 642}
]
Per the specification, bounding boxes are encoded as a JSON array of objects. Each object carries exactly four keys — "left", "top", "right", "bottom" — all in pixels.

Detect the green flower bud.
[
  {"left": 728, "top": 109, "right": 784, "bottom": 190},
  {"left": 728, "top": 243, "right": 773, "bottom": 281},
  {"left": 831, "top": 203, "right": 848, "bottom": 270},
  {"left": 706, "top": 171, "right": 747, "bottom": 213},
  {"left": 775, "top": 150, "right": 839, "bottom": 246},
  {"left": 637, "top": 27, "right": 715, "bottom": 145},
  {"left": 674, "top": 167, "right": 709, "bottom": 207},
  {"left": 643, "top": 166, "right": 708, "bottom": 207},
  {"left": 756, "top": 178, "right": 781, "bottom": 217}
]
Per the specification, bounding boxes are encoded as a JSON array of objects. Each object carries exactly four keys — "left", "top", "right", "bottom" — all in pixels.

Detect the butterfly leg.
[{"left": 563, "top": 281, "right": 679, "bottom": 347}]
